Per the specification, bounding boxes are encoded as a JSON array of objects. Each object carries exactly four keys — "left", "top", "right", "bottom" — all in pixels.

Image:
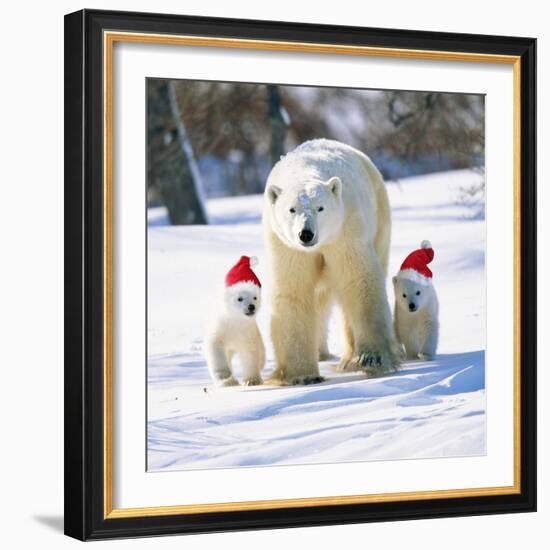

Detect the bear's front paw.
[
  {"left": 358, "top": 352, "right": 385, "bottom": 378},
  {"left": 356, "top": 350, "right": 399, "bottom": 378},
  {"left": 417, "top": 353, "right": 435, "bottom": 362},
  {"left": 243, "top": 376, "right": 263, "bottom": 386},
  {"left": 359, "top": 351, "right": 382, "bottom": 368}
]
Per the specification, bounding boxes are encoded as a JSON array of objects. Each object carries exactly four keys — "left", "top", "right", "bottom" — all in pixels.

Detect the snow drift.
[{"left": 147, "top": 169, "right": 486, "bottom": 471}]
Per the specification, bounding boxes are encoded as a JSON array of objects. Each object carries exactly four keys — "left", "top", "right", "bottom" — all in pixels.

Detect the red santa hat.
[
  {"left": 398, "top": 240, "right": 435, "bottom": 286},
  {"left": 225, "top": 256, "right": 261, "bottom": 289}
]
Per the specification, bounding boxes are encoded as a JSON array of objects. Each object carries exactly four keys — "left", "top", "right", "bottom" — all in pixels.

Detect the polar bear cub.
[
  {"left": 205, "top": 256, "right": 266, "bottom": 387},
  {"left": 393, "top": 241, "right": 439, "bottom": 361}
]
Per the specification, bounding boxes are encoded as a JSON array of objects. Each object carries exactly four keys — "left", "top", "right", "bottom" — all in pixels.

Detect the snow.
[{"left": 147, "top": 169, "right": 486, "bottom": 471}]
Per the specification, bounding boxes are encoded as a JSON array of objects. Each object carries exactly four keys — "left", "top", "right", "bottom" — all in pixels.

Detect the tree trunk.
[
  {"left": 147, "top": 80, "right": 208, "bottom": 225},
  {"left": 267, "top": 85, "right": 289, "bottom": 167}
]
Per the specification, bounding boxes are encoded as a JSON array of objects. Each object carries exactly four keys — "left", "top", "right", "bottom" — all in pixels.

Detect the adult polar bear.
[{"left": 263, "top": 139, "right": 399, "bottom": 385}]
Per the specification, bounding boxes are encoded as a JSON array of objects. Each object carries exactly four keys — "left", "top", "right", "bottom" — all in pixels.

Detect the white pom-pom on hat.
[
  {"left": 249, "top": 256, "right": 258, "bottom": 267},
  {"left": 421, "top": 240, "right": 432, "bottom": 249}
]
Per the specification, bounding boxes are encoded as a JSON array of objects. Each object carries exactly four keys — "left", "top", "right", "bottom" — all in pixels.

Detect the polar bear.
[
  {"left": 263, "top": 139, "right": 399, "bottom": 384},
  {"left": 392, "top": 241, "right": 439, "bottom": 361},
  {"left": 205, "top": 256, "right": 266, "bottom": 387}
]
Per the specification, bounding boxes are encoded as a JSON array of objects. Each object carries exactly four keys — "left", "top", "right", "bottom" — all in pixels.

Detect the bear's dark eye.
[
  {"left": 416, "top": 291, "right": 421, "bottom": 296},
  {"left": 402, "top": 294, "right": 407, "bottom": 298},
  {"left": 289, "top": 208, "right": 296, "bottom": 213},
  {"left": 253, "top": 297, "right": 257, "bottom": 300},
  {"left": 318, "top": 206, "right": 324, "bottom": 212},
  {"left": 238, "top": 297, "right": 243, "bottom": 302}
]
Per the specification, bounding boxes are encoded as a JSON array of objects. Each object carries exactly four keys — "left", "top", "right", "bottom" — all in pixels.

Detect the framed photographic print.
[{"left": 64, "top": 9, "right": 536, "bottom": 541}]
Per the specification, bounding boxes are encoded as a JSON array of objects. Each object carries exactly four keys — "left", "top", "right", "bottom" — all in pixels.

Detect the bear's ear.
[
  {"left": 392, "top": 275, "right": 397, "bottom": 286},
  {"left": 267, "top": 185, "right": 282, "bottom": 204},
  {"left": 325, "top": 176, "right": 342, "bottom": 199}
]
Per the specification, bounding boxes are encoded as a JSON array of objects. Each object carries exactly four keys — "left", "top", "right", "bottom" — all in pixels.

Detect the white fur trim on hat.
[
  {"left": 249, "top": 256, "right": 258, "bottom": 267},
  {"left": 421, "top": 240, "right": 432, "bottom": 249},
  {"left": 397, "top": 268, "right": 432, "bottom": 286},
  {"left": 226, "top": 280, "right": 261, "bottom": 294}
]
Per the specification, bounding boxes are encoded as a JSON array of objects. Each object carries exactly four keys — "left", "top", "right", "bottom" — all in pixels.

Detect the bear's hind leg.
[{"left": 316, "top": 287, "right": 337, "bottom": 361}]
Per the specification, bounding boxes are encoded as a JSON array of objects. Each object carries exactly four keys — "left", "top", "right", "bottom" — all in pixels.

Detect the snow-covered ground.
[{"left": 147, "top": 169, "right": 486, "bottom": 471}]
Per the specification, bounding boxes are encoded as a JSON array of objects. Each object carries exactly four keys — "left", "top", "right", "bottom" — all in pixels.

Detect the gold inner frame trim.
[{"left": 103, "top": 30, "right": 522, "bottom": 520}]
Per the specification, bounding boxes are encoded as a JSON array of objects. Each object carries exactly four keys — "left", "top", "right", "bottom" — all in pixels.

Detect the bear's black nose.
[
  {"left": 408, "top": 303, "right": 416, "bottom": 311},
  {"left": 248, "top": 304, "right": 255, "bottom": 312},
  {"left": 299, "top": 229, "right": 314, "bottom": 243}
]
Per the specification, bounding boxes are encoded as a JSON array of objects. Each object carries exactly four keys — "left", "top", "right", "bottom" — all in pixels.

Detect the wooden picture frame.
[{"left": 64, "top": 8, "right": 536, "bottom": 540}]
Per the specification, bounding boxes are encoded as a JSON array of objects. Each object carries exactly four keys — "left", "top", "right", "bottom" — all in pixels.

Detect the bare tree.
[
  {"left": 267, "top": 85, "right": 290, "bottom": 166},
  {"left": 147, "top": 79, "right": 208, "bottom": 225},
  {"left": 148, "top": 80, "right": 485, "bottom": 201}
]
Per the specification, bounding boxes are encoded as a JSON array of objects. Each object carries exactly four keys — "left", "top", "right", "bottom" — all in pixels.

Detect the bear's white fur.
[
  {"left": 205, "top": 282, "right": 266, "bottom": 386},
  {"left": 393, "top": 274, "right": 439, "bottom": 361},
  {"left": 263, "top": 139, "right": 399, "bottom": 384}
]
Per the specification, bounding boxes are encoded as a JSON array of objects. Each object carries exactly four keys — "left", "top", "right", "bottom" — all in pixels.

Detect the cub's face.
[
  {"left": 225, "top": 283, "right": 261, "bottom": 318},
  {"left": 266, "top": 177, "right": 344, "bottom": 251},
  {"left": 393, "top": 276, "right": 431, "bottom": 313}
]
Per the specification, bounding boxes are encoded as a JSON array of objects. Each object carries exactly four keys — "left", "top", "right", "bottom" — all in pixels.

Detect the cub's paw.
[
  {"left": 417, "top": 353, "right": 435, "bottom": 362},
  {"left": 243, "top": 376, "right": 263, "bottom": 387},
  {"left": 218, "top": 376, "right": 239, "bottom": 387},
  {"left": 290, "top": 374, "right": 325, "bottom": 385}
]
